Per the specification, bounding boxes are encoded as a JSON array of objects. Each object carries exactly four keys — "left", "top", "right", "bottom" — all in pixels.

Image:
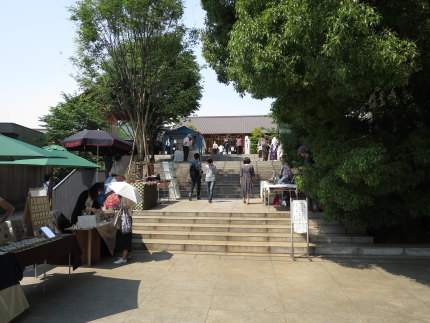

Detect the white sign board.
[{"left": 291, "top": 200, "right": 308, "bottom": 233}]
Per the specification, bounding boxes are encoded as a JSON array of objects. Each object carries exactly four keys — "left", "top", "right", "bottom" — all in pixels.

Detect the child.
[{"left": 204, "top": 158, "right": 216, "bottom": 203}]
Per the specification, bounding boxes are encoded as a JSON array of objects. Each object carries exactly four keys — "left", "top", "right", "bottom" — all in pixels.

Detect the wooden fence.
[{"left": 0, "top": 165, "right": 47, "bottom": 209}]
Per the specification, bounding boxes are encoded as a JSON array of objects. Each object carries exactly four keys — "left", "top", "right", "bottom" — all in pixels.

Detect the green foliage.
[
  {"left": 249, "top": 127, "right": 263, "bottom": 154},
  {"left": 70, "top": 0, "right": 202, "bottom": 159},
  {"left": 201, "top": 0, "right": 236, "bottom": 83},
  {"left": 202, "top": 0, "right": 430, "bottom": 228},
  {"left": 249, "top": 126, "right": 276, "bottom": 153},
  {"left": 39, "top": 92, "right": 108, "bottom": 144}
]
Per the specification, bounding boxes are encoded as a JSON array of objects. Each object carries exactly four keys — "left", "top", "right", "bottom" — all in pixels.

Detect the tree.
[
  {"left": 39, "top": 92, "right": 108, "bottom": 144},
  {"left": 201, "top": 0, "right": 236, "bottom": 83},
  {"left": 70, "top": 0, "right": 202, "bottom": 166},
  {"left": 202, "top": 0, "right": 430, "bottom": 230}
]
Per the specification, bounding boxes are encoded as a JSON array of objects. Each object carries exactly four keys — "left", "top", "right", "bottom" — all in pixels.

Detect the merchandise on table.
[{"left": 0, "top": 236, "right": 59, "bottom": 253}]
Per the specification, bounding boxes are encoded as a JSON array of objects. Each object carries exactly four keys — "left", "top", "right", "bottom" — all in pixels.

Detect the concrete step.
[
  {"left": 132, "top": 222, "right": 357, "bottom": 234},
  {"left": 132, "top": 230, "right": 373, "bottom": 243},
  {"left": 133, "top": 215, "right": 342, "bottom": 226},
  {"left": 134, "top": 210, "right": 326, "bottom": 219},
  {"left": 132, "top": 238, "right": 312, "bottom": 254}
]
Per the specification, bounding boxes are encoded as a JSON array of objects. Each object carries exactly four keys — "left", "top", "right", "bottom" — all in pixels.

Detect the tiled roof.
[{"left": 180, "top": 115, "right": 276, "bottom": 134}]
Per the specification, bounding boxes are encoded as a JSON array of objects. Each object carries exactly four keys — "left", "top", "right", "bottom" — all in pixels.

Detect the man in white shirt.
[
  {"left": 183, "top": 134, "right": 191, "bottom": 162},
  {"left": 218, "top": 144, "right": 224, "bottom": 155}
]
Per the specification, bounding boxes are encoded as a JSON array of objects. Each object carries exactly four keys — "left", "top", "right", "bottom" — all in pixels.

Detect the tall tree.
[
  {"left": 70, "top": 0, "right": 201, "bottom": 163},
  {"left": 201, "top": 0, "right": 236, "bottom": 83},
  {"left": 202, "top": 0, "right": 430, "bottom": 230}
]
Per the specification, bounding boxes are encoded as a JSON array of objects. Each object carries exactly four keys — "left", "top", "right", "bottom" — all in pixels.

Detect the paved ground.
[
  {"left": 15, "top": 253, "right": 430, "bottom": 323},
  {"left": 148, "top": 198, "right": 288, "bottom": 213}
]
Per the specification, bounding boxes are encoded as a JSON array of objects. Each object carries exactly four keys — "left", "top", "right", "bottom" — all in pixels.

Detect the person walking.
[
  {"left": 189, "top": 153, "right": 202, "bottom": 201},
  {"left": 240, "top": 157, "right": 255, "bottom": 204},
  {"left": 236, "top": 136, "right": 243, "bottom": 154},
  {"left": 204, "top": 158, "right": 216, "bottom": 203},
  {"left": 183, "top": 134, "right": 191, "bottom": 161}
]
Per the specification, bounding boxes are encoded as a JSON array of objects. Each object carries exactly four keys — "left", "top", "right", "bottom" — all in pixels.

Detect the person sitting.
[
  {"left": 146, "top": 157, "right": 155, "bottom": 177},
  {"left": 0, "top": 197, "right": 15, "bottom": 223},
  {"left": 71, "top": 182, "right": 105, "bottom": 225},
  {"left": 278, "top": 157, "right": 293, "bottom": 184}
]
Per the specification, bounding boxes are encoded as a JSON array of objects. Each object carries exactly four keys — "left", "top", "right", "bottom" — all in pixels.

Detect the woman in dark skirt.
[
  {"left": 113, "top": 196, "right": 134, "bottom": 265},
  {"left": 240, "top": 157, "right": 255, "bottom": 204}
]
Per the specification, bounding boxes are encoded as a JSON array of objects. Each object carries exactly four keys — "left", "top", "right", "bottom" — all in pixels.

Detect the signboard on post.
[{"left": 290, "top": 198, "right": 309, "bottom": 259}]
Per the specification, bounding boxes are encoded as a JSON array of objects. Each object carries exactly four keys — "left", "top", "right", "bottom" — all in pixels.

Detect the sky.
[{"left": 0, "top": 0, "right": 272, "bottom": 129}]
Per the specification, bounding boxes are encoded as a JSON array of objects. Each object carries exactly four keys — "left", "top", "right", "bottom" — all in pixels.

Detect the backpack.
[{"left": 190, "top": 162, "right": 200, "bottom": 177}]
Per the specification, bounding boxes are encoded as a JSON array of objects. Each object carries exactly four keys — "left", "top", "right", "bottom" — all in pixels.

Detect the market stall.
[{"left": 163, "top": 126, "right": 204, "bottom": 157}]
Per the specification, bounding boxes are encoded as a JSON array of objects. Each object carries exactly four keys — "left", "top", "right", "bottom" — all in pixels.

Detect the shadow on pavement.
[
  {"left": 323, "top": 257, "right": 430, "bottom": 287},
  {"left": 15, "top": 271, "right": 140, "bottom": 322}
]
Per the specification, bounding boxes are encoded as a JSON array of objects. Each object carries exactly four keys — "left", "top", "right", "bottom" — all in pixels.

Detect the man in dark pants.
[
  {"left": 189, "top": 153, "right": 202, "bottom": 200},
  {"left": 183, "top": 134, "right": 191, "bottom": 162}
]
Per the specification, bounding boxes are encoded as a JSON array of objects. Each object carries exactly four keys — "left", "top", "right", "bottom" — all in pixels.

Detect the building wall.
[
  {"left": 0, "top": 165, "right": 47, "bottom": 209},
  {"left": 0, "top": 123, "right": 45, "bottom": 147}
]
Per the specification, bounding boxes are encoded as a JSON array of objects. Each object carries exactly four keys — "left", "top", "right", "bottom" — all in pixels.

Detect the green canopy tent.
[
  {"left": 0, "top": 145, "right": 100, "bottom": 168},
  {"left": 0, "top": 134, "right": 65, "bottom": 161}
]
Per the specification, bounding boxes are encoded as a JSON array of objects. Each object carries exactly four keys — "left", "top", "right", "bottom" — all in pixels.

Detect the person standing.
[
  {"left": 240, "top": 157, "right": 255, "bottom": 204},
  {"left": 189, "top": 153, "right": 202, "bottom": 201},
  {"left": 113, "top": 196, "right": 135, "bottom": 265},
  {"left": 204, "top": 158, "right": 216, "bottom": 203},
  {"left": 183, "top": 134, "right": 191, "bottom": 162},
  {"left": 224, "top": 136, "right": 230, "bottom": 154},
  {"left": 236, "top": 136, "right": 243, "bottom": 155},
  {"left": 218, "top": 144, "right": 225, "bottom": 155},
  {"left": 212, "top": 141, "right": 219, "bottom": 154},
  {"left": 43, "top": 174, "right": 54, "bottom": 201},
  {"left": 270, "top": 136, "right": 278, "bottom": 160},
  {"left": 262, "top": 136, "right": 270, "bottom": 161},
  {"left": 257, "top": 135, "right": 265, "bottom": 161},
  {"left": 297, "top": 146, "right": 317, "bottom": 210},
  {"left": 298, "top": 145, "right": 314, "bottom": 167}
]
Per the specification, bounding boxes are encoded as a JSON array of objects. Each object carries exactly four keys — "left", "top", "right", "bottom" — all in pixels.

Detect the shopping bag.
[
  {"left": 120, "top": 208, "right": 132, "bottom": 234},
  {"left": 273, "top": 194, "right": 280, "bottom": 206}
]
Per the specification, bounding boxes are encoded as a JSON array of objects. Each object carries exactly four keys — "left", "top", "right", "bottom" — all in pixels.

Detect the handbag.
[{"left": 273, "top": 194, "right": 281, "bottom": 206}]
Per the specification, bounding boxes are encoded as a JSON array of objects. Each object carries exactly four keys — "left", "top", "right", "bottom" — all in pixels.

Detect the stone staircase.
[
  {"left": 131, "top": 201, "right": 374, "bottom": 256},
  {"left": 154, "top": 154, "right": 281, "bottom": 199},
  {"left": 141, "top": 155, "right": 376, "bottom": 256}
]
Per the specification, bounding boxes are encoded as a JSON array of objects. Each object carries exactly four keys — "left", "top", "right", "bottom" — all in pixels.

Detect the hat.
[{"left": 297, "top": 146, "right": 310, "bottom": 154}]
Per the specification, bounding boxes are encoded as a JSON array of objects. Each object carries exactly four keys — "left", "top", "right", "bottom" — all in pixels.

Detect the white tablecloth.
[{"left": 261, "top": 181, "right": 298, "bottom": 205}]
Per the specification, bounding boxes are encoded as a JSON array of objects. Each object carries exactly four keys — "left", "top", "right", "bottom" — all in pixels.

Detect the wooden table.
[{"left": 66, "top": 227, "right": 101, "bottom": 266}]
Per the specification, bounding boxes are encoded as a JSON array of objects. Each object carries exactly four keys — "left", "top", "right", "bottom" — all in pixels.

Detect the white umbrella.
[{"left": 107, "top": 182, "right": 143, "bottom": 204}]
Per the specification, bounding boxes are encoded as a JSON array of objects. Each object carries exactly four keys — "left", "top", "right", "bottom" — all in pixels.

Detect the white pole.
[{"left": 290, "top": 197, "right": 295, "bottom": 261}]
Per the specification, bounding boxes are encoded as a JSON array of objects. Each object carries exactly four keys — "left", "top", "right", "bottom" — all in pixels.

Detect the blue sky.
[{"left": 0, "top": 0, "right": 272, "bottom": 129}]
